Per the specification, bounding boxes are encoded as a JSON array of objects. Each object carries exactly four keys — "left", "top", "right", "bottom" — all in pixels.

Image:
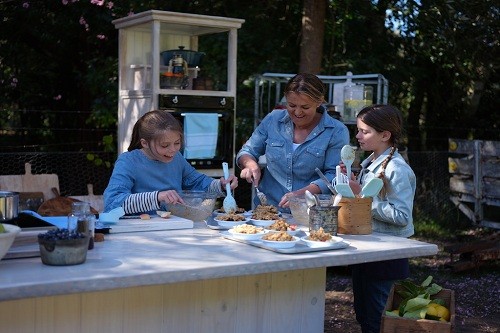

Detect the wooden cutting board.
[
  {"left": 0, "top": 163, "right": 59, "bottom": 200},
  {"left": 37, "top": 188, "right": 98, "bottom": 216},
  {"left": 109, "top": 215, "right": 194, "bottom": 233},
  {"left": 70, "top": 184, "right": 104, "bottom": 213}
]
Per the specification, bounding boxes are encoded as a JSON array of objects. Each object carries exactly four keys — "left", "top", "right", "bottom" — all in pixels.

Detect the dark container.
[{"left": 160, "top": 46, "right": 205, "bottom": 67}]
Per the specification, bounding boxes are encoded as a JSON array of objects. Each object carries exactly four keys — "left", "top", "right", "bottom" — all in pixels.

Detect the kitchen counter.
[{"left": 0, "top": 223, "right": 437, "bottom": 333}]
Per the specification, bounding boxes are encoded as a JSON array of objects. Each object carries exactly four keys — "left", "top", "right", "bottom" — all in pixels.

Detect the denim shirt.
[
  {"left": 236, "top": 109, "right": 349, "bottom": 209},
  {"left": 357, "top": 148, "right": 416, "bottom": 237}
]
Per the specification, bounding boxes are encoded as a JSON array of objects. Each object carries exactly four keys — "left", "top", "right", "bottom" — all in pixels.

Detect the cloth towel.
[{"left": 183, "top": 113, "right": 219, "bottom": 159}]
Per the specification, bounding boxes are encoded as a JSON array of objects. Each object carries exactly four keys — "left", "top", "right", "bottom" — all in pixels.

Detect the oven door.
[{"left": 159, "top": 95, "right": 235, "bottom": 170}]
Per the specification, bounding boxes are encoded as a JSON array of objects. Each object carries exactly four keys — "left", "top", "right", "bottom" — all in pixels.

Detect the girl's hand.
[
  {"left": 158, "top": 190, "right": 185, "bottom": 205},
  {"left": 338, "top": 161, "right": 356, "bottom": 181},
  {"left": 349, "top": 179, "right": 362, "bottom": 195},
  {"left": 221, "top": 174, "right": 239, "bottom": 190}
]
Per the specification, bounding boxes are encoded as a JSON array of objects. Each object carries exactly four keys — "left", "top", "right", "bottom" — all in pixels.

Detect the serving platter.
[{"left": 219, "top": 231, "right": 350, "bottom": 254}]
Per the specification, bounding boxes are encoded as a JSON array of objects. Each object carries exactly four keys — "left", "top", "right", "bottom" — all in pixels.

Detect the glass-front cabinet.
[{"left": 112, "top": 10, "right": 244, "bottom": 157}]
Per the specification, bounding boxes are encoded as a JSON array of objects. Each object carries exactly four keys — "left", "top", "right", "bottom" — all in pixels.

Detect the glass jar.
[
  {"left": 68, "top": 202, "right": 95, "bottom": 250},
  {"left": 343, "top": 84, "right": 373, "bottom": 121}
]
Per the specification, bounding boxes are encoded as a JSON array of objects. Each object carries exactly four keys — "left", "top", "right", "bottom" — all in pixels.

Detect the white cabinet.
[{"left": 112, "top": 10, "right": 244, "bottom": 154}]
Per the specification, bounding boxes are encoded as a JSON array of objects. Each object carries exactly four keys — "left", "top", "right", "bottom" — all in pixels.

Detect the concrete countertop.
[{"left": 0, "top": 224, "right": 437, "bottom": 302}]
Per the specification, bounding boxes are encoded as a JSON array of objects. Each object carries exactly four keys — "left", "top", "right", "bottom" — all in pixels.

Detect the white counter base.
[{"left": 0, "top": 268, "right": 325, "bottom": 333}]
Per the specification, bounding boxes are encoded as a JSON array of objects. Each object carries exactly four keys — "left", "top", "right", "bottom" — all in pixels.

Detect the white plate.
[
  {"left": 261, "top": 236, "right": 300, "bottom": 249},
  {"left": 228, "top": 228, "right": 267, "bottom": 241},
  {"left": 214, "top": 217, "right": 250, "bottom": 229},
  {"left": 301, "top": 235, "right": 345, "bottom": 248},
  {"left": 250, "top": 219, "right": 277, "bottom": 228}
]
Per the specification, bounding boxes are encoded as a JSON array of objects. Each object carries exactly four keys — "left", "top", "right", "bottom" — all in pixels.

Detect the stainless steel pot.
[{"left": 0, "top": 191, "right": 19, "bottom": 221}]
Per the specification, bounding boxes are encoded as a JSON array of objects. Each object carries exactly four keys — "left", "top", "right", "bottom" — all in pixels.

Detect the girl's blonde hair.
[
  {"left": 357, "top": 104, "right": 404, "bottom": 197},
  {"left": 128, "top": 110, "right": 183, "bottom": 151}
]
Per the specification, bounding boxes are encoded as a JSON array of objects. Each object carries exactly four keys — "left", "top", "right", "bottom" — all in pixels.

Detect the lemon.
[
  {"left": 0, "top": 223, "right": 5, "bottom": 233},
  {"left": 435, "top": 304, "right": 450, "bottom": 321},
  {"left": 426, "top": 304, "right": 438, "bottom": 317}
]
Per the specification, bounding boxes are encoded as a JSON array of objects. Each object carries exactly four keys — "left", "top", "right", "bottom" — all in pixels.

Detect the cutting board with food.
[
  {"left": 109, "top": 215, "right": 194, "bottom": 233},
  {"left": 0, "top": 163, "right": 60, "bottom": 200},
  {"left": 37, "top": 188, "right": 99, "bottom": 216}
]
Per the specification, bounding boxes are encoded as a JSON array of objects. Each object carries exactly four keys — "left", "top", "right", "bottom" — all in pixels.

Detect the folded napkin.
[{"left": 183, "top": 113, "right": 219, "bottom": 159}]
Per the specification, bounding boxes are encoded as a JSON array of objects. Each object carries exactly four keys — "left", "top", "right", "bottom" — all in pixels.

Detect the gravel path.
[{"left": 323, "top": 237, "right": 500, "bottom": 333}]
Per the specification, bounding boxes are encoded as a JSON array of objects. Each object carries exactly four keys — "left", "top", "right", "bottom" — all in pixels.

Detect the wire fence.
[{"left": 0, "top": 150, "right": 475, "bottom": 226}]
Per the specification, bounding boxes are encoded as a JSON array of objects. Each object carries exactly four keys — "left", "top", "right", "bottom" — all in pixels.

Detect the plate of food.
[
  {"left": 228, "top": 224, "right": 266, "bottom": 240},
  {"left": 301, "top": 227, "right": 346, "bottom": 248},
  {"left": 214, "top": 213, "right": 250, "bottom": 229},
  {"left": 213, "top": 207, "right": 247, "bottom": 216},
  {"left": 266, "top": 218, "right": 300, "bottom": 236},
  {"left": 260, "top": 231, "right": 300, "bottom": 249}
]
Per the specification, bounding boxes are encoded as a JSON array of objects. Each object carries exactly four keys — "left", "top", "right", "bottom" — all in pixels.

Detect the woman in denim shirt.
[
  {"left": 345, "top": 104, "right": 416, "bottom": 333},
  {"left": 236, "top": 73, "right": 349, "bottom": 209}
]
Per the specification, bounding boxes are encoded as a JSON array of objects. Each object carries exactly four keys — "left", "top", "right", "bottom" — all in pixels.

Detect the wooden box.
[
  {"left": 380, "top": 284, "right": 455, "bottom": 333},
  {"left": 337, "top": 197, "right": 372, "bottom": 234}
]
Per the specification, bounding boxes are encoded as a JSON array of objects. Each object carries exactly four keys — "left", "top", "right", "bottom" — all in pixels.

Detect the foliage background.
[{"left": 1, "top": 0, "right": 498, "bottom": 153}]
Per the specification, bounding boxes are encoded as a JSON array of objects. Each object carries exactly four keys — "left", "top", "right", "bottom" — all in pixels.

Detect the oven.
[{"left": 159, "top": 95, "right": 235, "bottom": 170}]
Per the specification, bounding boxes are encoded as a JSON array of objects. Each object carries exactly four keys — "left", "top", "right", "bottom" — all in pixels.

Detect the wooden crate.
[{"left": 380, "top": 285, "right": 455, "bottom": 333}]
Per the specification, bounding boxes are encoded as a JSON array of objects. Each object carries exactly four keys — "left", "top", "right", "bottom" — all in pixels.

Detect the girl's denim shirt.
[
  {"left": 358, "top": 148, "right": 416, "bottom": 237},
  {"left": 236, "top": 109, "right": 349, "bottom": 209}
]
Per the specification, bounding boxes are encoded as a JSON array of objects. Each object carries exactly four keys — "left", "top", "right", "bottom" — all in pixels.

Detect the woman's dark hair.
[
  {"left": 128, "top": 110, "right": 183, "bottom": 151},
  {"left": 357, "top": 104, "right": 404, "bottom": 196},
  {"left": 284, "top": 73, "right": 326, "bottom": 112}
]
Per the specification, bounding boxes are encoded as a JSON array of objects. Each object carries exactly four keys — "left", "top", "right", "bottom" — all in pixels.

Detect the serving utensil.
[
  {"left": 251, "top": 177, "right": 267, "bottom": 205},
  {"left": 305, "top": 190, "right": 318, "bottom": 208},
  {"left": 340, "top": 145, "right": 356, "bottom": 181},
  {"left": 315, "top": 168, "right": 337, "bottom": 195},
  {"left": 360, "top": 178, "right": 383, "bottom": 198},
  {"left": 334, "top": 183, "right": 356, "bottom": 198},
  {"left": 222, "top": 162, "right": 237, "bottom": 213}
]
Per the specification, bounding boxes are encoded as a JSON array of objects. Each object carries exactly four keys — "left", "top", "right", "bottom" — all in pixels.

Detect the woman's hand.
[
  {"left": 238, "top": 157, "right": 261, "bottom": 186},
  {"left": 158, "top": 190, "right": 185, "bottom": 205},
  {"left": 221, "top": 174, "right": 239, "bottom": 190}
]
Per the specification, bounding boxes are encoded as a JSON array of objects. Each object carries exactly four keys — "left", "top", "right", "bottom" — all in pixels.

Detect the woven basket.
[{"left": 337, "top": 197, "right": 372, "bottom": 234}]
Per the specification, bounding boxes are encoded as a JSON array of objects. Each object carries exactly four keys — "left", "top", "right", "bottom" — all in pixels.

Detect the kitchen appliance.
[
  {"left": 160, "top": 46, "right": 205, "bottom": 90},
  {"left": 159, "top": 95, "right": 234, "bottom": 169},
  {"left": 0, "top": 191, "right": 19, "bottom": 221}
]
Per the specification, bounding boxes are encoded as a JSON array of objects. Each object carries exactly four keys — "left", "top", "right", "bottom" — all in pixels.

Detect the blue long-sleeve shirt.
[
  {"left": 103, "top": 149, "right": 223, "bottom": 213},
  {"left": 236, "top": 109, "right": 349, "bottom": 208}
]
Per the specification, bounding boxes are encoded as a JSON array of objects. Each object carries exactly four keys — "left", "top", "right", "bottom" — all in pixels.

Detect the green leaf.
[
  {"left": 426, "top": 283, "right": 442, "bottom": 295},
  {"left": 385, "top": 310, "right": 400, "bottom": 317},
  {"left": 431, "top": 298, "right": 446, "bottom": 306},
  {"left": 421, "top": 275, "right": 433, "bottom": 287},
  {"left": 404, "top": 297, "right": 431, "bottom": 313},
  {"left": 403, "top": 309, "right": 422, "bottom": 319}
]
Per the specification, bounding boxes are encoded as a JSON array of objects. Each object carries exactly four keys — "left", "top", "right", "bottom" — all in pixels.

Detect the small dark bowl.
[{"left": 38, "top": 237, "right": 89, "bottom": 266}]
